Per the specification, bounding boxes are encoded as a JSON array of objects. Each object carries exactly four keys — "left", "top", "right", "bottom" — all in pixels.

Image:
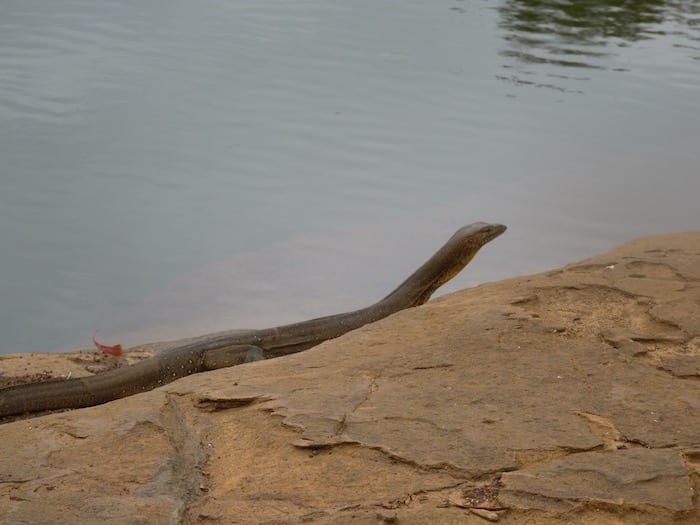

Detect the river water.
[{"left": 1, "top": 0, "right": 698, "bottom": 353}]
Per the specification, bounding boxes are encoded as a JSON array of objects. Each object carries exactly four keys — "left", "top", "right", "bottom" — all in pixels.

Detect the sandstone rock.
[
  {"left": 500, "top": 448, "right": 693, "bottom": 512},
  {"left": 1, "top": 231, "right": 698, "bottom": 524}
]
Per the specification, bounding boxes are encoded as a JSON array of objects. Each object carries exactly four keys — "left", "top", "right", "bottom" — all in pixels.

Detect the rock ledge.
[{"left": 1, "top": 232, "right": 698, "bottom": 524}]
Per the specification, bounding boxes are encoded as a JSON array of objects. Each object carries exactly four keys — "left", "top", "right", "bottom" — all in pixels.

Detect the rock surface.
[{"left": 1, "top": 232, "right": 698, "bottom": 524}]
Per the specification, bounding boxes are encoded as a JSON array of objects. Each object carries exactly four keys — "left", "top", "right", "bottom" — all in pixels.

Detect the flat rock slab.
[
  {"left": 1, "top": 231, "right": 699, "bottom": 524},
  {"left": 500, "top": 448, "right": 693, "bottom": 512}
]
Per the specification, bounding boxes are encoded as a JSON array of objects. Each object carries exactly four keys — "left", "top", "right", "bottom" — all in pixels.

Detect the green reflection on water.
[{"left": 497, "top": 0, "right": 700, "bottom": 83}]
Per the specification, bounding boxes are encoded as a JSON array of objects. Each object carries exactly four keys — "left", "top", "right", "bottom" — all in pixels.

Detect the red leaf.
[{"left": 93, "top": 333, "right": 123, "bottom": 356}]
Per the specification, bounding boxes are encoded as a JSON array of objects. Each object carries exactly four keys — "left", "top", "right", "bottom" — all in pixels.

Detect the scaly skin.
[{"left": 0, "top": 222, "right": 506, "bottom": 418}]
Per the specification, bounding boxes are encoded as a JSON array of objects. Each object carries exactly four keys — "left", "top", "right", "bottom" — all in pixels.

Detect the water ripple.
[
  {"left": 496, "top": 0, "right": 700, "bottom": 94},
  {"left": 0, "top": 0, "right": 698, "bottom": 353}
]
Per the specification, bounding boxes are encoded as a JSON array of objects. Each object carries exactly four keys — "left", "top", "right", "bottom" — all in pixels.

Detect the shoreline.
[{"left": 1, "top": 231, "right": 698, "bottom": 524}]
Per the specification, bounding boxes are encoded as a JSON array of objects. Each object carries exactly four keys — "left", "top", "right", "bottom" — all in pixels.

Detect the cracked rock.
[
  {"left": 1, "top": 231, "right": 698, "bottom": 524},
  {"left": 500, "top": 448, "right": 694, "bottom": 512}
]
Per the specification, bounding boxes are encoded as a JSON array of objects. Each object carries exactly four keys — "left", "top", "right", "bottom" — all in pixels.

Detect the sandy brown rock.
[
  {"left": 500, "top": 448, "right": 693, "bottom": 512},
  {"left": 1, "top": 231, "right": 698, "bottom": 524}
]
